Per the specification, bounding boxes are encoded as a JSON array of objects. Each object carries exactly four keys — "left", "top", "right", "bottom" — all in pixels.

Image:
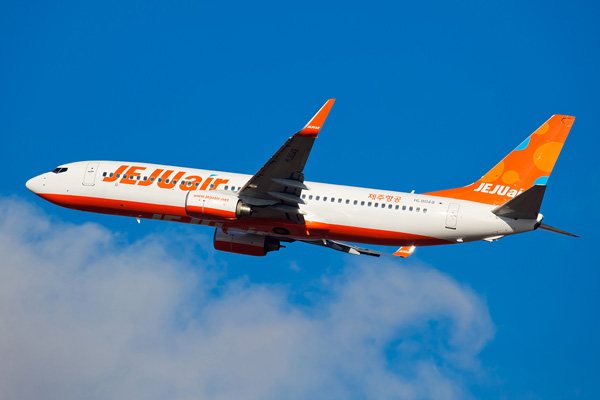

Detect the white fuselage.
[{"left": 26, "top": 161, "right": 539, "bottom": 247}]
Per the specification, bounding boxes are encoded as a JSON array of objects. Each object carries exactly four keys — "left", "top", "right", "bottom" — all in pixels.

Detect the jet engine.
[
  {"left": 185, "top": 192, "right": 251, "bottom": 220},
  {"left": 213, "top": 229, "right": 282, "bottom": 256}
]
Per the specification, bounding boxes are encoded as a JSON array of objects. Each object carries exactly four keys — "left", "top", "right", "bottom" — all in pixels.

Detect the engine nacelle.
[
  {"left": 185, "top": 192, "right": 251, "bottom": 220},
  {"left": 213, "top": 230, "right": 281, "bottom": 257}
]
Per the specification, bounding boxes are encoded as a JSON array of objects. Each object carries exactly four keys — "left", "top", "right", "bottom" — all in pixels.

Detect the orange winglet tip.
[
  {"left": 296, "top": 99, "right": 335, "bottom": 138},
  {"left": 394, "top": 245, "right": 415, "bottom": 258}
]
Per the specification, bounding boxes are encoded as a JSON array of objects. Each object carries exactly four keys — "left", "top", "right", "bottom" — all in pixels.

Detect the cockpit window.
[{"left": 51, "top": 167, "right": 68, "bottom": 174}]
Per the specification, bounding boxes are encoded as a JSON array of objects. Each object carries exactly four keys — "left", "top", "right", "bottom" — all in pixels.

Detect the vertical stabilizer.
[{"left": 425, "top": 115, "right": 574, "bottom": 205}]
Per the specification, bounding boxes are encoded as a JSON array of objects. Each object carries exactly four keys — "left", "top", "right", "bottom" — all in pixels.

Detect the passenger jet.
[{"left": 26, "top": 100, "right": 577, "bottom": 257}]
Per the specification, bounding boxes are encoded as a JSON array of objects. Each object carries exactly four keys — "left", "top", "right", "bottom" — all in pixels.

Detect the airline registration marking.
[
  {"left": 285, "top": 148, "right": 298, "bottom": 162},
  {"left": 368, "top": 193, "right": 401, "bottom": 202},
  {"left": 414, "top": 199, "right": 435, "bottom": 204},
  {"left": 103, "top": 165, "right": 229, "bottom": 191}
]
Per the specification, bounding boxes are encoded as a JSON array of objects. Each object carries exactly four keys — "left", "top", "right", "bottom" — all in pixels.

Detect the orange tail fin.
[{"left": 425, "top": 115, "right": 575, "bottom": 205}]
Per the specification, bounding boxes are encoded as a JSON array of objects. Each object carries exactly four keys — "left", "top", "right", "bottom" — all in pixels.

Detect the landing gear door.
[
  {"left": 445, "top": 203, "right": 460, "bottom": 229},
  {"left": 83, "top": 162, "right": 99, "bottom": 186}
]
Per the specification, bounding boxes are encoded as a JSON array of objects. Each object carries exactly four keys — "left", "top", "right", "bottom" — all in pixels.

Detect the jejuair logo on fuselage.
[
  {"left": 472, "top": 182, "right": 525, "bottom": 197},
  {"left": 103, "top": 165, "right": 230, "bottom": 191}
]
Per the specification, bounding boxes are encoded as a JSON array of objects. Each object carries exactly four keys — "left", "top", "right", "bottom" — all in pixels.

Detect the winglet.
[
  {"left": 394, "top": 246, "right": 415, "bottom": 258},
  {"left": 296, "top": 99, "right": 335, "bottom": 138}
]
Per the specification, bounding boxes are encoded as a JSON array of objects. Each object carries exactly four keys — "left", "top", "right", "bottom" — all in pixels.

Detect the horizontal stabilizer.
[
  {"left": 537, "top": 223, "right": 579, "bottom": 238},
  {"left": 492, "top": 185, "right": 546, "bottom": 219}
]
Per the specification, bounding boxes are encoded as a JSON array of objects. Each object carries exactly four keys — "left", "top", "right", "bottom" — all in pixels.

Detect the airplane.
[{"left": 25, "top": 99, "right": 577, "bottom": 257}]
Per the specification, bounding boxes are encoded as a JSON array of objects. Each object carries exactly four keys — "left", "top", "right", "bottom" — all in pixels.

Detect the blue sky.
[{"left": 1, "top": 1, "right": 599, "bottom": 399}]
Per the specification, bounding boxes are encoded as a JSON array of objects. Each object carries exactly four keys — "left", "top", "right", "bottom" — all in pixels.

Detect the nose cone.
[{"left": 26, "top": 175, "right": 43, "bottom": 194}]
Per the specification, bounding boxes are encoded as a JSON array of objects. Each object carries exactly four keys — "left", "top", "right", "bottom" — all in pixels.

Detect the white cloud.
[{"left": 0, "top": 196, "right": 494, "bottom": 400}]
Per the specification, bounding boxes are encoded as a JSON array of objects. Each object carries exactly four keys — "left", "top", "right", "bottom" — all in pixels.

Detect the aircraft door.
[
  {"left": 83, "top": 162, "right": 99, "bottom": 186},
  {"left": 445, "top": 203, "right": 460, "bottom": 229}
]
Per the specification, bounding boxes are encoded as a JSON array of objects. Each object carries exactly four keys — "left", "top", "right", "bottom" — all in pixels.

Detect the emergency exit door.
[{"left": 445, "top": 203, "right": 460, "bottom": 229}]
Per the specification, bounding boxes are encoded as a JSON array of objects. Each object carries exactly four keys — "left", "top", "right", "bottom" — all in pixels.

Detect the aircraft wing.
[
  {"left": 238, "top": 99, "right": 335, "bottom": 222},
  {"left": 300, "top": 239, "right": 383, "bottom": 257},
  {"left": 300, "top": 239, "right": 415, "bottom": 258}
]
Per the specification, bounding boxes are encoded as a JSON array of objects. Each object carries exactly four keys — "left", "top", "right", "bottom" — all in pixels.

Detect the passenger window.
[
  {"left": 102, "top": 172, "right": 107, "bottom": 177},
  {"left": 395, "top": 205, "right": 399, "bottom": 210},
  {"left": 137, "top": 176, "right": 140, "bottom": 180},
  {"left": 143, "top": 176, "right": 148, "bottom": 181},
  {"left": 210, "top": 184, "right": 214, "bottom": 189},
  {"left": 302, "top": 194, "right": 306, "bottom": 199},
  {"left": 361, "top": 201, "right": 365, "bottom": 206},
  {"left": 150, "top": 177, "right": 155, "bottom": 182},
  {"left": 173, "top": 180, "right": 177, "bottom": 184},
  {"left": 158, "top": 178, "right": 162, "bottom": 183},
  {"left": 402, "top": 205, "right": 406, "bottom": 210},
  {"left": 353, "top": 200, "right": 357, "bottom": 205},
  {"left": 165, "top": 179, "right": 170, "bottom": 184},
  {"left": 117, "top": 174, "right": 121, "bottom": 178},
  {"left": 224, "top": 186, "right": 229, "bottom": 190},
  {"left": 388, "top": 204, "right": 392, "bottom": 209},
  {"left": 345, "top": 199, "right": 349, "bottom": 204},
  {"left": 323, "top": 197, "right": 327, "bottom": 201},
  {"left": 416, "top": 207, "right": 420, "bottom": 212},
  {"left": 409, "top": 206, "right": 413, "bottom": 211},
  {"left": 195, "top": 182, "right": 200, "bottom": 187},
  {"left": 368, "top": 202, "right": 372, "bottom": 207},
  {"left": 423, "top": 208, "right": 428, "bottom": 213},
  {"left": 309, "top": 195, "right": 313, "bottom": 200},
  {"left": 374, "top": 203, "right": 378, "bottom": 207},
  {"left": 316, "top": 196, "right": 320, "bottom": 200},
  {"left": 339, "top": 199, "right": 343, "bottom": 203},
  {"left": 110, "top": 173, "right": 114, "bottom": 177},
  {"left": 331, "top": 198, "right": 335, "bottom": 202}
]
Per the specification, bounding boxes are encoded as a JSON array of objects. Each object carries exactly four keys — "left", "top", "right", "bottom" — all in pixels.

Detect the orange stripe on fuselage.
[
  {"left": 38, "top": 193, "right": 187, "bottom": 219},
  {"left": 35, "top": 193, "right": 450, "bottom": 247}
]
